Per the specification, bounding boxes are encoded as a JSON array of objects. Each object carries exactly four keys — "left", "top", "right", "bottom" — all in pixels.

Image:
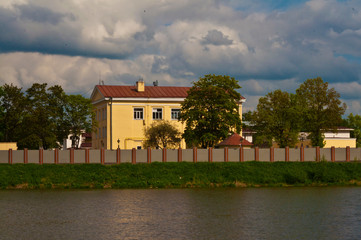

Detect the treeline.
[
  {"left": 244, "top": 77, "right": 354, "bottom": 148},
  {"left": 0, "top": 83, "right": 96, "bottom": 149}
]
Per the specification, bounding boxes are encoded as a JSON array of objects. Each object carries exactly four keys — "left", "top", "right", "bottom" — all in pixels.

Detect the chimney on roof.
[
  {"left": 136, "top": 78, "right": 145, "bottom": 92},
  {"left": 153, "top": 80, "right": 158, "bottom": 86}
]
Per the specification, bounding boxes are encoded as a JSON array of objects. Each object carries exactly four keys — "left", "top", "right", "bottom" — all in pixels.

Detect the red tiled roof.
[
  {"left": 95, "top": 85, "right": 246, "bottom": 99},
  {"left": 217, "top": 133, "right": 253, "bottom": 146},
  {"left": 96, "top": 85, "right": 191, "bottom": 98}
]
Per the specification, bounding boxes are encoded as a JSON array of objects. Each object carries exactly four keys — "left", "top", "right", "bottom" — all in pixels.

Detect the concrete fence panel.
[
  {"left": 259, "top": 149, "right": 270, "bottom": 162},
  {"left": 89, "top": 150, "right": 100, "bottom": 163},
  {"left": 335, "top": 148, "right": 346, "bottom": 162},
  {"left": 304, "top": 148, "right": 315, "bottom": 161},
  {"left": 135, "top": 149, "right": 147, "bottom": 163},
  {"left": 59, "top": 150, "right": 70, "bottom": 164},
  {"left": 28, "top": 150, "right": 39, "bottom": 163},
  {"left": 120, "top": 150, "right": 132, "bottom": 163},
  {"left": 0, "top": 150, "right": 8, "bottom": 163},
  {"left": 350, "top": 148, "right": 361, "bottom": 161},
  {"left": 43, "top": 150, "right": 55, "bottom": 164},
  {"left": 244, "top": 148, "right": 254, "bottom": 161},
  {"left": 289, "top": 149, "right": 300, "bottom": 162},
  {"left": 228, "top": 148, "right": 240, "bottom": 162},
  {"left": 197, "top": 149, "right": 208, "bottom": 162},
  {"left": 182, "top": 149, "right": 193, "bottom": 162},
  {"left": 74, "top": 150, "right": 86, "bottom": 164},
  {"left": 12, "top": 150, "right": 24, "bottom": 163},
  {"left": 166, "top": 149, "right": 178, "bottom": 162},
  {"left": 213, "top": 149, "right": 224, "bottom": 162},
  {"left": 150, "top": 149, "right": 162, "bottom": 162},
  {"left": 320, "top": 148, "right": 331, "bottom": 162},
  {"left": 274, "top": 148, "right": 285, "bottom": 162}
]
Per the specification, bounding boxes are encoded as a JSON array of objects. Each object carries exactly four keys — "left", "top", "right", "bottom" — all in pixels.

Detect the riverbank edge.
[{"left": 1, "top": 162, "right": 361, "bottom": 189}]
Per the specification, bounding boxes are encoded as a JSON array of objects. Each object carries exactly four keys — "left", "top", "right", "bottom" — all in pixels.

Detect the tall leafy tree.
[
  {"left": 180, "top": 74, "right": 242, "bottom": 148},
  {"left": 65, "top": 94, "right": 97, "bottom": 148},
  {"left": 143, "top": 120, "right": 181, "bottom": 149},
  {"left": 0, "top": 84, "right": 26, "bottom": 142},
  {"left": 343, "top": 113, "right": 361, "bottom": 147},
  {"left": 19, "top": 83, "right": 58, "bottom": 149},
  {"left": 246, "top": 90, "right": 302, "bottom": 147},
  {"left": 296, "top": 77, "right": 346, "bottom": 147}
]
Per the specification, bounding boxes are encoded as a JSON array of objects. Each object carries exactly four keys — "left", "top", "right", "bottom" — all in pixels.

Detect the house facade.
[{"left": 91, "top": 80, "right": 245, "bottom": 150}]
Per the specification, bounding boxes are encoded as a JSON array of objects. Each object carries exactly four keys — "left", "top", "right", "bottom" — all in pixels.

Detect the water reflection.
[{"left": 0, "top": 188, "right": 361, "bottom": 240}]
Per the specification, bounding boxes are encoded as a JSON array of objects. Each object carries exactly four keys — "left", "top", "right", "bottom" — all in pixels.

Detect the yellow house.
[{"left": 91, "top": 80, "right": 245, "bottom": 150}]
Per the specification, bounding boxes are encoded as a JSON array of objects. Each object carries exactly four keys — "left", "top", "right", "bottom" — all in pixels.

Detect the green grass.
[{"left": 1, "top": 162, "right": 361, "bottom": 189}]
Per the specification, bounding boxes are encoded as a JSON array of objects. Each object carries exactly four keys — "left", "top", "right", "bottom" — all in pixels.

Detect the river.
[{"left": 1, "top": 187, "right": 361, "bottom": 240}]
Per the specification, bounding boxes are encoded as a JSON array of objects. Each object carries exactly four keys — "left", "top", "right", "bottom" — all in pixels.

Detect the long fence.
[{"left": 0, "top": 146, "right": 360, "bottom": 164}]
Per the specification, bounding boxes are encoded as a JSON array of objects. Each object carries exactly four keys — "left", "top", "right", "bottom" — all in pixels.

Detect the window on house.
[
  {"left": 153, "top": 108, "right": 162, "bottom": 120},
  {"left": 134, "top": 108, "right": 144, "bottom": 120},
  {"left": 171, "top": 109, "right": 180, "bottom": 120}
]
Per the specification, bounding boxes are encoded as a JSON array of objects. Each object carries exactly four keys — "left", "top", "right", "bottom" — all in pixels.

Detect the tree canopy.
[
  {"left": 343, "top": 113, "right": 361, "bottom": 148},
  {"left": 142, "top": 120, "right": 181, "bottom": 149},
  {"left": 0, "top": 83, "right": 97, "bottom": 149},
  {"left": 245, "top": 90, "right": 302, "bottom": 148},
  {"left": 296, "top": 77, "right": 346, "bottom": 147},
  {"left": 180, "top": 74, "right": 242, "bottom": 148}
]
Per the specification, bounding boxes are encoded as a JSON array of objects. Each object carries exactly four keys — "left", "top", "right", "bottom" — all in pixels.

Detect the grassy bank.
[{"left": 1, "top": 162, "right": 361, "bottom": 189}]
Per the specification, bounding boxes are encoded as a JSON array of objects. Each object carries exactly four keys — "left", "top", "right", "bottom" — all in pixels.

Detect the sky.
[{"left": 0, "top": 0, "right": 361, "bottom": 115}]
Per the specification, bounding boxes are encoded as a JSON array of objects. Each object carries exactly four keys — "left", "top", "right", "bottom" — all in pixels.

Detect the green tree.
[
  {"left": 0, "top": 84, "right": 26, "bottom": 142},
  {"left": 65, "top": 94, "right": 97, "bottom": 148},
  {"left": 180, "top": 74, "right": 242, "bottom": 148},
  {"left": 296, "top": 77, "right": 346, "bottom": 147},
  {"left": 143, "top": 120, "right": 181, "bottom": 149},
  {"left": 343, "top": 113, "right": 361, "bottom": 147},
  {"left": 19, "top": 83, "right": 58, "bottom": 149},
  {"left": 246, "top": 90, "right": 302, "bottom": 147}
]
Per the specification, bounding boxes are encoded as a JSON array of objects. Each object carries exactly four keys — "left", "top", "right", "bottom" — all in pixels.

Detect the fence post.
[
  {"left": 224, "top": 147, "right": 229, "bottom": 162},
  {"left": 85, "top": 149, "right": 90, "bottom": 164},
  {"left": 100, "top": 148, "right": 105, "bottom": 164},
  {"left": 131, "top": 148, "right": 136, "bottom": 164},
  {"left": 39, "top": 148, "right": 43, "bottom": 165},
  {"left": 70, "top": 148, "right": 74, "bottom": 164},
  {"left": 331, "top": 146, "right": 335, "bottom": 162},
  {"left": 24, "top": 148, "right": 28, "bottom": 164},
  {"left": 346, "top": 146, "right": 350, "bottom": 162},
  {"left": 208, "top": 147, "right": 213, "bottom": 163},
  {"left": 116, "top": 148, "right": 121, "bottom": 164},
  {"left": 285, "top": 146, "right": 289, "bottom": 162},
  {"left": 239, "top": 147, "right": 244, "bottom": 162},
  {"left": 178, "top": 147, "right": 182, "bottom": 162},
  {"left": 255, "top": 147, "right": 259, "bottom": 161},
  {"left": 54, "top": 148, "right": 59, "bottom": 164},
  {"left": 300, "top": 147, "right": 304, "bottom": 162},
  {"left": 147, "top": 147, "right": 151, "bottom": 164},
  {"left": 270, "top": 147, "right": 274, "bottom": 162},
  {"left": 316, "top": 147, "right": 320, "bottom": 162},
  {"left": 193, "top": 147, "right": 197, "bottom": 163},
  {"left": 8, "top": 149, "right": 13, "bottom": 164},
  {"left": 162, "top": 148, "right": 167, "bottom": 163}
]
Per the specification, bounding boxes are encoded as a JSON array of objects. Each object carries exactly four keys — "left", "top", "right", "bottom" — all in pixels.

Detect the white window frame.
[
  {"left": 134, "top": 108, "right": 144, "bottom": 120},
  {"left": 171, "top": 108, "right": 180, "bottom": 120},
  {"left": 153, "top": 108, "right": 163, "bottom": 120}
]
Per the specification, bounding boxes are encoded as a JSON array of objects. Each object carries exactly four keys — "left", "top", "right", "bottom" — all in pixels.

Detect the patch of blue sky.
[
  {"left": 335, "top": 53, "right": 361, "bottom": 64},
  {"left": 226, "top": 0, "right": 309, "bottom": 12}
]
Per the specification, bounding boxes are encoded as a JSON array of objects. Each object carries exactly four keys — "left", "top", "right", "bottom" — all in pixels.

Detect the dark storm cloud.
[{"left": 16, "top": 4, "right": 71, "bottom": 25}]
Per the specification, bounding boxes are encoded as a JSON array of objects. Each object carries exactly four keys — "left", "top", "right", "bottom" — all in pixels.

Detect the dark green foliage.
[
  {"left": 296, "top": 77, "right": 346, "bottom": 147},
  {"left": 1, "top": 162, "right": 361, "bottom": 189},
  {"left": 0, "top": 83, "right": 96, "bottom": 149},
  {"left": 180, "top": 74, "right": 242, "bottom": 148},
  {"left": 245, "top": 90, "right": 302, "bottom": 147},
  {"left": 143, "top": 120, "right": 181, "bottom": 149},
  {"left": 343, "top": 113, "right": 361, "bottom": 147}
]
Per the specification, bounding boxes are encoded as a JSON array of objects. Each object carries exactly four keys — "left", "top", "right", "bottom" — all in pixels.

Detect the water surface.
[{"left": 1, "top": 188, "right": 360, "bottom": 240}]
